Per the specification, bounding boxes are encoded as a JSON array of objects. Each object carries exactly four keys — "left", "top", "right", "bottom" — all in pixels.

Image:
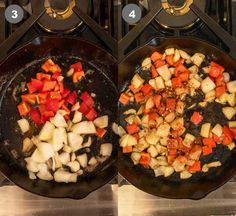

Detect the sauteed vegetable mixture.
[
  {"left": 118, "top": 48, "right": 236, "bottom": 179},
  {"left": 17, "top": 59, "right": 113, "bottom": 183}
]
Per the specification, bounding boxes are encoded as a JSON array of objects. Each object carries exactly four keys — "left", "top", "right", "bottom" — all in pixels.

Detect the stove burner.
[
  {"left": 155, "top": 0, "right": 206, "bottom": 29},
  {"left": 31, "top": 0, "right": 91, "bottom": 33}
]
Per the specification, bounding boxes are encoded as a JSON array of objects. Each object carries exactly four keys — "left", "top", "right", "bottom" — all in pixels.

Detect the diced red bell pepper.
[
  {"left": 151, "top": 51, "right": 162, "bottom": 62},
  {"left": 80, "top": 91, "right": 94, "bottom": 108},
  {"left": 51, "top": 72, "right": 62, "bottom": 81},
  {"left": 168, "top": 148, "right": 177, "bottom": 156},
  {"left": 78, "top": 102, "right": 90, "bottom": 115},
  {"left": 122, "top": 146, "right": 133, "bottom": 153},
  {"left": 151, "top": 65, "right": 158, "bottom": 78},
  {"left": 29, "top": 108, "right": 41, "bottom": 125},
  {"left": 202, "top": 138, "right": 216, "bottom": 148},
  {"left": 70, "top": 61, "right": 83, "bottom": 71},
  {"left": 61, "top": 104, "right": 70, "bottom": 114},
  {"left": 229, "top": 127, "right": 236, "bottom": 139},
  {"left": 38, "top": 104, "right": 46, "bottom": 115},
  {"left": 85, "top": 107, "right": 97, "bottom": 121},
  {"left": 21, "top": 94, "right": 36, "bottom": 104},
  {"left": 179, "top": 71, "right": 189, "bottom": 82},
  {"left": 141, "top": 83, "right": 152, "bottom": 95},
  {"left": 36, "top": 73, "right": 51, "bottom": 81},
  {"left": 49, "top": 92, "right": 62, "bottom": 100},
  {"left": 66, "top": 91, "right": 77, "bottom": 105},
  {"left": 42, "top": 81, "right": 57, "bottom": 92},
  {"left": 41, "top": 59, "right": 61, "bottom": 73},
  {"left": 174, "top": 64, "right": 188, "bottom": 77},
  {"left": 149, "top": 112, "right": 158, "bottom": 121},
  {"left": 73, "top": 71, "right": 85, "bottom": 83},
  {"left": 188, "top": 161, "right": 201, "bottom": 172},
  {"left": 62, "top": 88, "right": 70, "bottom": 98},
  {"left": 17, "top": 102, "right": 30, "bottom": 116},
  {"left": 210, "top": 61, "right": 224, "bottom": 73},
  {"left": 166, "top": 98, "right": 176, "bottom": 111},
  {"left": 96, "top": 128, "right": 107, "bottom": 138},
  {"left": 45, "top": 99, "right": 60, "bottom": 112},
  {"left": 134, "top": 93, "right": 145, "bottom": 103},
  {"left": 209, "top": 66, "right": 221, "bottom": 78},
  {"left": 215, "top": 85, "right": 226, "bottom": 97},
  {"left": 222, "top": 126, "right": 234, "bottom": 145},
  {"left": 31, "top": 79, "right": 43, "bottom": 91},
  {"left": 215, "top": 74, "right": 225, "bottom": 86},
  {"left": 202, "top": 146, "right": 213, "bottom": 156},
  {"left": 172, "top": 77, "right": 182, "bottom": 88},
  {"left": 190, "top": 112, "right": 203, "bottom": 125},
  {"left": 154, "top": 60, "right": 166, "bottom": 68},
  {"left": 58, "top": 82, "right": 64, "bottom": 93},
  {"left": 127, "top": 123, "right": 139, "bottom": 134},
  {"left": 119, "top": 93, "right": 130, "bottom": 105},
  {"left": 166, "top": 55, "right": 174, "bottom": 65},
  {"left": 212, "top": 134, "right": 220, "bottom": 142},
  {"left": 43, "top": 110, "right": 54, "bottom": 120},
  {"left": 139, "top": 152, "right": 151, "bottom": 166},
  {"left": 27, "top": 82, "right": 39, "bottom": 94}
]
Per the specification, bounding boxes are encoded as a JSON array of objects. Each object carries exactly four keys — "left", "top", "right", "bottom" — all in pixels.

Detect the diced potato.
[
  {"left": 145, "top": 131, "right": 159, "bottom": 145},
  {"left": 160, "top": 166, "right": 174, "bottom": 177},
  {"left": 222, "top": 107, "right": 236, "bottom": 120},
  {"left": 176, "top": 101, "right": 184, "bottom": 114},
  {"left": 226, "top": 93, "right": 236, "bottom": 106},
  {"left": 188, "top": 65, "right": 199, "bottom": 74},
  {"left": 156, "top": 144, "right": 167, "bottom": 155},
  {"left": 131, "top": 74, "right": 144, "bottom": 88},
  {"left": 165, "top": 80, "right": 172, "bottom": 87},
  {"left": 183, "top": 133, "right": 195, "bottom": 148},
  {"left": 201, "top": 77, "right": 216, "bottom": 93},
  {"left": 191, "top": 53, "right": 205, "bottom": 66},
  {"left": 179, "top": 49, "right": 191, "bottom": 59},
  {"left": 170, "top": 118, "right": 184, "bottom": 130},
  {"left": 131, "top": 152, "right": 141, "bottom": 165},
  {"left": 165, "top": 112, "right": 176, "bottom": 123},
  {"left": 157, "top": 65, "right": 171, "bottom": 81},
  {"left": 216, "top": 92, "right": 228, "bottom": 104},
  {"left": 172, "top": 156, "right": 187, "bottom": 172},
  {"left": 135, "top": 138, "right": 149, "bottom": 152},
  {"left": 149, "top": 158, "right": 158, "bottom": 169},
  {"left": 149, "top": 79, "right": 157, "bottom": 90},
  {"left": 165, "top": 48, "right": 175, "bottom": 55},
  {"left": 156, "top": 156, "right": 168, "bottom": 166},
  {"left": 180, "top": 170, "right": 192, "bottom": 179},
  {"left": 119, "top": 134, "right": 137, "bottom": 147},
  {"left": 147, "top": 145, "right": 158, "bottom": 157},
  {"left": 189, "top": 78, "right": 201, "bottom": 89},
  {"left": 156, "top": 122, "right": 170, "bottom": 137},
  {"left": 228, "top": 121, "right": 236, "bottom": 128},
  {"left": 205, "top": 90, "right": 215, "bottom": 102},
  {"left": 223, "top": 72, "right": 230, "bottom": 83},
  {"left": 207, "top": 161, "right": 222, "bottom": 168},
  {"left": 169, "top": 67, "right": 175, "bottom": 75},
  {"left": 202, "top": 66, "right": 210, "bottom": 74},
  {"left": 228, "top": 142, "right": 235, "bottom": 150},
  {"left": 200, "top": 123, "right": 211, "bottom": 138},
  {"left": 154, "top": 167, "right": 164, "bottom": 177},
  {"left": 199, "top": 101, "right": 207, "bottom": 107},
  {"left": 124, "top": 109, "right": 136, "bottom": 115},
  {"left": 142, "top": 57, "right": 152, "bottom": 70},
  {"left": 173, "top": 49, "right": 180, "bottom": 62},
  {"left": 155, "top": 76, "right": 165, "bottom": 89},
  {"left": 211, "top": 124, "right": 223, "bottom": 137},
  {"left": 227, "top": 81, "right": 236, "bottom": 93},
  {"left": 145, "top": 97, "right": 155, "bottom": 110},
  {"left": 159, "top": 138, "right": 167, "bottom": 146}
]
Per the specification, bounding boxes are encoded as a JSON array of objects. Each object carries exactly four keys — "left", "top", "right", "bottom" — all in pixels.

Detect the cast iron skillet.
[
  {"left": 118, "top": 37, "right": 236, "bottom": 200},
  {"left": 0, "top": 36, "right": 118, "bottom": 199}
]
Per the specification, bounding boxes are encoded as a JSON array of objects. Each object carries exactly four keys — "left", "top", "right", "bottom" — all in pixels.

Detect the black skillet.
[
  {"left": 118, "top": 37, "right": 236, "bottom": 200},
  {"left": 0, "top": 36, "right": 118, "bottom": 199}
]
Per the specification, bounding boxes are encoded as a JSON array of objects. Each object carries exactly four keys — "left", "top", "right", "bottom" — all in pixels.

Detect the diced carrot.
[
  {"left": 41, "top": 59, "right": 61, "bottom": 73},
  {"left": 151, "top": 65, "right": 158, "bottom": 78},
  {"left": 188, "top": 161, "right": 201, "bottom": 172},
  {"left": 149, "top": 112, "right": 158, "bottom": 121},
  {"left": 202, "top": 146, "right": 213, "bottom": 156},
  {"left": 141, "top": 83, "right": 152, "bottom": 95},
  {"left": 157, "top": 102, "right": 166, "bottom": 115},
  {"left": 153, "top": 94, "right": 162, "bottom": 107},
  {"left": 42, "top": 81, "right": 57, "bottom": 92},
  {"left": 36, "top": 73, "right": 51, "bottom": 81},
  {"left": 210, "top": 61, "right": 224, "bottom": 72},
  {"left": 21, "top": 94, "right": 36, "bottom": 104},
  {"left": 215, "top": 74, "right": 225, "bottom": 86},
  {"left": 172, "top": 77, "right": 182, "bottom": 88},
  {"left": 151, "top": 51, "right": 162, "bottom": 62},
  {"left": 179, "top": 71, "right": 189, "bottom": 81},
  {"left": 166, "top": 55, "right": 174, "bottom": 65},
  {"left": 129, "top": 84, "right": 142, "bottom": 94},
  {"left": 73, "top": 71, "right": 84, "bottom": 83},
  {"left": 122, "top": 146, "right": 133, "bottom": 153},
  {"left": 127, "top": 123, "right": 139, "bottom": 134},
  {"left": 190, "top": 112, "right": 203, "bottom": 125},
  {"left": 38, "top": 104, "right": 46, "bottom": 115},
  {"left": 49, "top": 92, "right": 62, "bottom": 100},
  {"left": 230, "top": 127, "right": 236, "bottom": 139},
  {"left": 119, "top": 93, "right": 130, "bottom": 105},
  {"left": 133, "top": 133, "right": 139, "bottom": 140},
  {"left": 167, "top": 139, "right": 179, "bottom": 149},
  {"left": 212, "top": 134, "right": 220, "bottom": 142},
  {"left": 36, "top": 93, "right": 48, "bottom": 104},
  {"left": 17, "top": 102, "right": 30, "bottom": 116},
  {"left": 174, "top": 63, "right": 188, "bottom": 77},
  {"left": 202, "top": 138, "right": 216, "bottom": 148},
  {"left": 96, "top": 128, "right": 107, "bottom": 138},
  {"left": 166, "top": 98, "right": 176, "bottom": 111},
  {"left": 134, "top": 93, "right": 145, "bottom": 103},
  {"left": 154, "top": 60, "right": 166, "bottom": 68},
  {"left": 215, "top": 85, "right": 226, "bottom": 97},
  {"left": 139, "top": 152, "right": 151, "bottom": 166},
  {"left": 168, "top": 148, "right": 177, "bottom": 156},
  {"left": 167, "top": 155, "right": 176, "bottom": 164}
]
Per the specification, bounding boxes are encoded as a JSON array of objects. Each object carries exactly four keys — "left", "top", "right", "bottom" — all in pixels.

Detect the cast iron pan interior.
[
  {"left": 0, "top": 36, "right": 118, "bottom": 199},
  {"left": 118, "top": 37, "right": 236, "bottom": 200}
]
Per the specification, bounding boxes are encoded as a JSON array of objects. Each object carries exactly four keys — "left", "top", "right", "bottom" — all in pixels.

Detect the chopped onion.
[
  {"left": 100, "top": 143, "right": 112, "bottom": 156},
  {"left": 17, "top": 119, "right": 30, "bottom": 134},
  {"left": 68, "top": 132, "right": 83, "bottom": 151},
  {"left": 51, "top": 113, "right": 68, "bottom": 128},
  {"left": 37, "top": 142, "right": 55, "bottom": 162},
  {"left": 77, "top": 154, "right": 88, "bottom": 168},
  {"left": 72, "top": 111, "right": 83, "bottom": 123},
  {"left": 88, "top": 157, "right": 98, "bottom": 166},
  {"left": 54, "top": 169, "right": 77, "bottom": 183},
  {"left": 22, "top": 137, "right": 34, "bottom": 153},
  {"left": 39, "top": 121, "right": 55, "bottom": 141},
  {"left": 58, "top": 152, "right": 70, "bottom": 165},
  {"left": 67, "top": 161, "right": 80, "bottom": 172},
  {"left": 52, "top": 127, "right": 67, "bottom": 151},
  {"left": 72, "top": 121, "right": 96, "bottom": 134},
  {"left": 93, "top": 115, "right": 108, "bottom": 128}
]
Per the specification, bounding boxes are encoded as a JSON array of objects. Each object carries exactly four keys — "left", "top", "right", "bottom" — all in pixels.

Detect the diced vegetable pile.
[
  {"left": 117, "top": 48, "right": 236, "bottom": 179},
  {"left": 17, "top": 59, "right": 113, "bottom": 183}
]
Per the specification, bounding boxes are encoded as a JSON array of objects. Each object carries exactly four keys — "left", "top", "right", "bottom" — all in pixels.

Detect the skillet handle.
[
  {"left": 0, "top": 0, "right": 45, "bottom": 62},
  {"left": 190, "top": 3, "right": 236, "bottom": 60}
]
